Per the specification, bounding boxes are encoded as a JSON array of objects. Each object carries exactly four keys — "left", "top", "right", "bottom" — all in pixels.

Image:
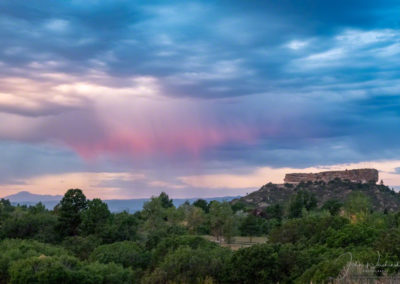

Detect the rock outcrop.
[
  {"left": 284, "top": 168, "right": 378, "bottom": 184},
  {"left": 232, "top": 168, "right": 400, "bottom": 212}
]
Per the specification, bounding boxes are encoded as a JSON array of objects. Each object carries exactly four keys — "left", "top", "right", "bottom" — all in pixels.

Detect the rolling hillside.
[{"left": 233, "top": 179, "right": 400, "bottom": 212}]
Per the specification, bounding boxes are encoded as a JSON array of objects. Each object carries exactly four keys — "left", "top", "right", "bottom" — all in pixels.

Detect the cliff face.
[{"left": 284, "top": 169, "right": 378, "bottom": 184}]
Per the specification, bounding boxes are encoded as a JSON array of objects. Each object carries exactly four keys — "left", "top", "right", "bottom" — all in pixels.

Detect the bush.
[
  {"left": 9, "top": 255, "right": 82, "bottom": 284},
  {"left": 0, "top": 239, "right": 69, "bottom": 283},
  {"left": 9, "top": 255, "right": 135, "bottom": 284},
  {"left": 81, "top": 262, "right": 135, "bottom": 284},
  {"left": 151, "top": 235, "right": 219, "bottom": 267},
  {"left": 89, "top": 241, "right": 150, "bottom": 270},
  {"left": 326, "top": 223, "right": 379, "bottom": 248},
  {"left": 269, "top": 215, "right": 349, "bottom": 245},
  {"left": 62, "top": 235, "right": 102, "bottom": 260},
  {"left": 145, "top": 246, "right": 230, "bottom": 283},
  {"left": 1, "top": 208, "right": 58, "bottom": 243},
  {"left": 227, "top": 244, "right": 280, "bottom": 283}
]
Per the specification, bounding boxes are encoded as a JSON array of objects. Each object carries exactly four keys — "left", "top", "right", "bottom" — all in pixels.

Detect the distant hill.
[
  {"left": 232, "top": 179, "right": 400, "bottom": 212},
  {"left": 1, "top": 191, "right": 239, "bottom": 213},
  {"left": 4, "top": 191, "right": 63, "bottom": 203}
]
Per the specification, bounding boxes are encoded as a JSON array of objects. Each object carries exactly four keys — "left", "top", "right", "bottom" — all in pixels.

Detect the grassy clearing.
[{"left": 201, "top": 235, "right": 268, "bottom": 250}]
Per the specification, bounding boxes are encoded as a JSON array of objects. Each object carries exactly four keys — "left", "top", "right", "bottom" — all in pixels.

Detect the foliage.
[
  {"left": 1, "top": 206, "right": 58, "bottom": 243},
  {"left": 269, "top": 215, "right": 349, "bottom": 245},
  {"left": 158, "top": 192, "right": 174, "bottom": 209},
  {"left": 1, "top": 185, "right": 400, "bottom": 283},
  {"left": 9, "top": 255, "right": 82, "bottom": 284},
  {"left": 81, "top": 261, "right": 135, "bottom": 284},
  {"left": 62, "top": 235, "right": 102, "bottom": 260},
  {"left": 288, "top": 190, "right": 318, "bottom": 218},
  {"left": 90, "top": 241, "right": 150, "bottom": 271},
  {"left": 0, "top": 239, "right": 69, "bottom": 283},
  {"left": 80, "top": 198, "right": 111, "bottom": 236},
  {"left": 227, "top": 244, "right": 280, "bottom": 283},
  {"left": 151, "top": 235, "right": 219, "bottom": 267},
  {"left": 344, "top": 191, "right": 371, "bottom": 222},
  {"left": 239, "top": 214, "right": 265, "bottom": 240},
  {"left": 56, "top": 189, "right": 88, "bottom": 237},
  {"left": 9, "top": 255, "right": 135, "bottom": 284},
  {"left": 100, "top": 211, "right": 139, "bottom": 243},
  {"left": 209, "top": 201, "right": 236, "bottom": 243},
  {"left": 185, "top": 206, "right": 206, "bottom": 234},
  {"left": 144, "top": 246, "right": 230, "bottom": 283},
  {"left": 321, "top": 199, "right": 343, "bottom": 216},
  {"left": 193, "top": 199, "right": 209, "bottom": 213}
]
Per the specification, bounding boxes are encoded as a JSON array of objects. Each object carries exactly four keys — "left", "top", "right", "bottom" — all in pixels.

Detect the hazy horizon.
[{"left": 1, "top": 1, "right": 400, "bottom": 199}]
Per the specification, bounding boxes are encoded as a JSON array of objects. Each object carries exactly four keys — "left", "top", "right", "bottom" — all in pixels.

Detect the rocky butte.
[
  {"left": 234, "top": 168, "right": 400, "bottom": 211},
  {"left": 284, "top": 168, "right": 379, "bottom": 184}
]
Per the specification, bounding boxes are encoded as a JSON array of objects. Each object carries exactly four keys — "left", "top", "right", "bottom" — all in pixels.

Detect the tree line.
[{"left": 1, "top": 185, "right": 400, "bottom": 283}]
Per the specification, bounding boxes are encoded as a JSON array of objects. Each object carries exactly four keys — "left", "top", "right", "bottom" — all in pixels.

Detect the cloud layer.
[{"left": 1, "top": 0, "right": 400, "bottom": 198}]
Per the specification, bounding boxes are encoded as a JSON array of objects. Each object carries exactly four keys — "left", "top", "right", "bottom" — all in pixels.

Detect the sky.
[{"left": 1, "top": 0, "right": 400, "bottom": 199}]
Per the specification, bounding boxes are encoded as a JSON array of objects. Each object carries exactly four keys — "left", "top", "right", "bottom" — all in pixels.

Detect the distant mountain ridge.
[
  {"left": 1, "top": 191, "right": 240, "bottom": 213},
  {"left": 3, "top": 191, "right": 63, "bottom": 202}
]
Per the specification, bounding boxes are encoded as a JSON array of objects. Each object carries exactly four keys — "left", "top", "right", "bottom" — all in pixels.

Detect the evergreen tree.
[{"left": 56, "top": 189, "right": 88, "bottom": 237}]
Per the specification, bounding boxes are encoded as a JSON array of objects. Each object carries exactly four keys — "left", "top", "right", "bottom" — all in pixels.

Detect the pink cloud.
[
  {"left": 66, "top": 124, "right": 259, "bottom": 160},
  {"left": 0, "top": 72, "right": 282, "bottom": 161}
]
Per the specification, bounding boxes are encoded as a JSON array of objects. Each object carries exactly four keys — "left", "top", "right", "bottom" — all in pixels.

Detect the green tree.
[
  {"left": 288, "top": 190, "right": 317, "bottom": 218},
  {"left": 344, "top": 191, "right": 371, "bottom": 222},
  {"left": 151, "top": 235, "right": 219, "bottom": 267},
  {"left": 227, "top": 244, "right": 280, "bottom": 283},
  {"left": 81, "top": 261, "right": 135, "bottom": 284},
  {"left": 231, "top": 201, "right": 247, "bottom": 213},
  {"left": 145, "top": 246, "right": 230, "bottom": 283},
  {"left": 375, "top": 228, "right": 400, "bottom": 263},
  {"left": 56, "top": 189, "right": 88, "bottom": 237},
  {"left": 322, "top": 199, "right": 343, "bottom": 216},
  {"left": 9, "top": 254, "right": 135, "bottom": 284},
  {"left": 2, "top": 207, "right": 58, "bottom": 243},
  {"left": 101, "top": 212, "right": 139, "bottom": 243},
  {"left": 159, "top": 192, "right": 174, "bottom": 209},
  {"left": 90, "top": 241, "right": 150, "bottom": 271},
  {"left": 326, "top": 223, "right": 379, "bottom": 247},
  {"left": 81, "top": 198, "right": 111, "bottom": 236},
  {"left": 193, "top": 199, "right": 209, "bottom": 213},
  {"left": 0, "top": 239, "right": 69, "bottom": 282},
  {"left": 209, "top": 201, "right": 236, "bottom": 243},
  {"left": 142, "top": 194, "right": 171, "bottom": 227},
  {"left": 186, "top": 206, "right": 206, "bottom": 234},
  {"left": 9, "top": 255, "right": 82, "bottom": 284},
  {"left": 62, "top": 235, "right": 102, "bottom": 260},
  {"left": 239, "top": 214, "right": 262, "bottom": 242},
  {"left": 264, "top": 204, "right": 284, "bottom": 221}
]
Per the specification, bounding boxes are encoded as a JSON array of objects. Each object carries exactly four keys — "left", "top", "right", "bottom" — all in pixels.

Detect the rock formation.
[
  {"left": 233, "top": 168, "right": 400, "bottom": 212},
  {"left": 284, "top": 168, "right": 378, "bottom": 184}
]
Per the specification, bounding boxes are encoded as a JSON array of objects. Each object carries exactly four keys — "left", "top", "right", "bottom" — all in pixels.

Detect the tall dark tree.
[
  {"left": 288, "top": 190, "right": 317, "bottom": 218},
  {"left": 264, "top": 204, "right": 284, "bottom": 221},
  {"left": 56, "top": 189, "right": 88, "bottom": 237},
  {"left": 193, "top": 199, "right": 209, "bottom": 213},
  {"left": 322, "top": 199, "right": 343, "bottom": 216},
  {"left": 209, "top": 201, "right": 235, "bottom": 243},
  {"left": 159, "top": 192, "right": 174, "bottom": 209},
  {"left": 81, "top": 199, "right": 111, "bottom": 236},
  {"left": 239, "top": 214, "right": 261, "bottom": 242}
]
